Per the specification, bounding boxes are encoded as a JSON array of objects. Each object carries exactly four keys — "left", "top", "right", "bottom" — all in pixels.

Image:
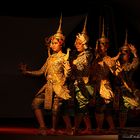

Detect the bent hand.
[
  {"left": 129, "top": 44, "right": 137, "bottom": 56},
  {"left": 63, "top": 61, "right": 71, "bottom": 71}
]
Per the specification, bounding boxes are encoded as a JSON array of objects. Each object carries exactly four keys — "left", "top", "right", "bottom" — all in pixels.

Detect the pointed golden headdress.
[
  {"left": 98, "top": 17, "right": 109, "bottom": 43},
  {"left": 81, "top": 16, "right": 87, "bottom": 34},
  {"left": 75, "top": 16, "right": 89, "bottom": 49},
  {"left": 101, "top": 17, "right": 105, "bottom": 38},
  {"left": 52, "top": 14, "right": 65, "bottom": 44},
  {"left": 56, "top": 13, "right": 62, "bottom": 34},
  {"left": 124, "top": 29, "right": 128, "bottom": 45},
  {"left": 121, "top": 29, "right": 130, "bottom": 51}
]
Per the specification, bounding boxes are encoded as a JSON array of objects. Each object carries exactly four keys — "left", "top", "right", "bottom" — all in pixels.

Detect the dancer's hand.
[{"left": 129, "top": 44, "right": 137, "bottom": 57}]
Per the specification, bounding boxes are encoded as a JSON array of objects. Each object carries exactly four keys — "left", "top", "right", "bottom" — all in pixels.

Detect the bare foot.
[
  {"left": 80, "top": 129, "right": 93, "bottom": 135},
  {"left": 38, "top": 127, "right": 47, "bottom": 135}
]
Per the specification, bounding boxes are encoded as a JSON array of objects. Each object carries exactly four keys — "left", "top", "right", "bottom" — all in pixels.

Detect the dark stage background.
[{"left": 0, "top": 0, "right": 140, "bottom": 127}]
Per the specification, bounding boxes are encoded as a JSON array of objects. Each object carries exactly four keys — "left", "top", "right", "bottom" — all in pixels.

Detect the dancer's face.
[
  {"left": 50, "top": 38, "right": 62, "bottom": 53},
  {"left": 121, "top": 52, "right": 130, "bottom": 62},
  {"left": 75, "top": 38, "right": 85, "bottom": 52}
]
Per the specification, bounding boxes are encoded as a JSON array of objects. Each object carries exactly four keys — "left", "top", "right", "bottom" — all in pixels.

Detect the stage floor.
[
  {"left": 0, "top": 127, "right": 119, "bottom": 140},
  {"left": 1, "top": 127, "right": 140, "bottom": 140},
  {"left": 0, "top": 116, "right": 140, "bottom": 140},
  {"left": 0, "top": 127, "right": 118, "bottom": 135},
  {"left": 0, "top": 127, "right": 118, "bottom": 140}
]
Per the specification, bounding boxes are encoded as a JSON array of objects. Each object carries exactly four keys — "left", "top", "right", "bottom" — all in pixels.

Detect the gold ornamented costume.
[
  {"left": 73, "top": 50, "right": 93, "bottom": 108},
  {"left": 29, "top": 15, "right": 71, "bottom": 110},
  {"left": 113, "top": 30, "right": 140, "bottom": 128},
  {"left": 19, "top": 15, "right": 74, "bottom": 134},
  {"left": 69, "top": 16, "right": 94, "bottom": 134},
  {"left": 31, "top": 52, "right": 71, "bottom": 109},
  {"left": 72, "top": 17, "right": 93, "bottom": 110},
  {"left": 91, "top": 19, "right": 117, "bottom": 104},
  {"left": 114, "top": 31, "right": 139, "bottom": 110},
  {"left": 90, "top": 18, "right": 117, "bottom": 131},
  {"left": 93, "top": 55, "right": 116, "bottom": 103}
]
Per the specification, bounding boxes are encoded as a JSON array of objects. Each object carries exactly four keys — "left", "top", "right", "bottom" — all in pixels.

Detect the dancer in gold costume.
[
  {"left": 113, "top": 30, "right": 140, "bottom": 128},
  {"left": 70, "top": 17, "right": 94, "bottom": 134},
  {"left": 90, "top": 18, "right": 120, "bottom": 132},
  {"left": 19, "top": 15, "right": 73, "bottom": 135}
]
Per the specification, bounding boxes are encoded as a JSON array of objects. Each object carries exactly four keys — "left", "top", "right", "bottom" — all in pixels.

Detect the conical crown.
[
  {"left": 101, "top": 18, "right": 105, "bottom": 38},
  {"left": 56, "top": 13, "right": 62, "bottom": 34},
  {"left": 76, "top": 16, "right": 89, "bottom": 42},
  {"left": 124, "top": 29, "right": 128, "bottom": 45},
  {"left": 121, "top": 29, "right": 130, "bottom": 51},
  {"left": 81, "top": 16, "right": 87, "bottom": 35},
  {"left": 75, "top": 16, "right": 89, "bottom": 49},
  {"left": 99, "top": 17, "right": 109, "bottom": 43},
  {"left": 53, "top": 13, "right": 65, "bottom": 42}
]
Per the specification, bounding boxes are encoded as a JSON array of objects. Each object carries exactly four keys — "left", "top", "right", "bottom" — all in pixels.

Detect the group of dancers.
[{"left": 19, "top": 15, "right": 140, "bottom": 135}]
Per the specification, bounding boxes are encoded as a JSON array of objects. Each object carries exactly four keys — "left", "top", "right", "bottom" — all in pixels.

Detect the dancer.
[{"left": 19, "top": 15, "right": 73, "bottom": 135}]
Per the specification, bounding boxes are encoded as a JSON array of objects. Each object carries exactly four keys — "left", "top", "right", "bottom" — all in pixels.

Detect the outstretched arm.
[{"left": 19, "top": 59, "right": 48, "bottom": 76}]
